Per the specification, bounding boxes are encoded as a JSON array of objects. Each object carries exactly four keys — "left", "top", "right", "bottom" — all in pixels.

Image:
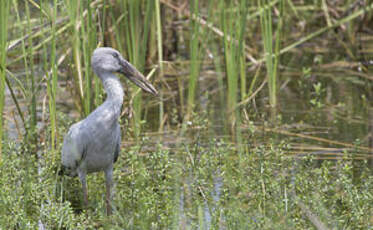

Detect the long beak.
[{"left": 118, "top": 58, "right": 158, "bottom": 96}]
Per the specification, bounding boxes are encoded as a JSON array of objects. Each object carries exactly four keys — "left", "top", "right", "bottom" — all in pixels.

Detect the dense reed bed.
[{"left": 1, "top": 0, "right": 373, "bottom": 228}]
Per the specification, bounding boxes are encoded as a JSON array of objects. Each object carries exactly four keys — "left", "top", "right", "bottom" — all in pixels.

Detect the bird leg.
[
  {"left": 78, "top": 171, "right": 88, "bottom": 209},
  {"left": 105, "top": 167, "right": 113, "bottom": 215}
]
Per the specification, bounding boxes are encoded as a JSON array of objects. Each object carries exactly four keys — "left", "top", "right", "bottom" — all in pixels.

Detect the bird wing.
[{"left": 61, "top": 121, "right": 87, "bottom": 175}]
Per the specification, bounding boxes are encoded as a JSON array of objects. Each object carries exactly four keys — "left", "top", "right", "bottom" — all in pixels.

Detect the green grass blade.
[
  {"left": 155, "top": 0, "right": 164, "bottom": 133},
  {"left": 0, "top": 0, "right": 10, "bottom": 159}
]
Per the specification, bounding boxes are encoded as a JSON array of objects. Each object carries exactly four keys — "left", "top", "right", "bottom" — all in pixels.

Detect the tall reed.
[
  {"left": 66, "top": 0, "right": 85, "bottom": 116},
  {"left": 155, "top": 0, "right": 164, "bottom": 133},
  {"left": 259, "top": 0, "right": 282, "bottom": 107},
  {"left": 186, "top": 0, "right": 201, "bottom": 118},
  {"left": 25, "top": 0, "right": 38, "bottom": 149},
  {"left": 219, "top": 0, "right": 247, "bottom": 125},
  {"left": 46, "top": 0, "right": 58, "bottom": 151},
  {"left": 11, "top": 0, "right": 27, "bottom": 142},
  {"left": 0, "top": 0, "right": 10, "bottom": 159},
  {"left": 117, "top": 0, "right": 154, "bottom": 136},
  {"left": 65, "top": 0, "right": 100, "bottom": 119},
  {"left": 83, "top": 1, "right": 99, "bottom": 116}
]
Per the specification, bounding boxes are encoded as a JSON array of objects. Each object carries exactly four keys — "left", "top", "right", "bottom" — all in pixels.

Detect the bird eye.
[{"left": 113, "top": 53, "right": 119, "bottom": 58}]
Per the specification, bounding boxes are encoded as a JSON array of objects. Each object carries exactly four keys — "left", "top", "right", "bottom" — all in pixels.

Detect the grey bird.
[{"left": 61, "top": 47, "right": 157, "bottom": 215}]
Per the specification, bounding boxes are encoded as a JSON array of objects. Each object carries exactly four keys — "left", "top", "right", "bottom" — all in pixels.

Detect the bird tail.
[
  {"left": 58, "top": 165, "right": 66, "bottom": 176},
  {"left": 58, "top": 164, "right": 77, "bottom": 177}
]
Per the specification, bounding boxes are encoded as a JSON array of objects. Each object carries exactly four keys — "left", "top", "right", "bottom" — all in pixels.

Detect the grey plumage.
[{"left": 61, "top": 47, "right": 157, "bottom": 215}]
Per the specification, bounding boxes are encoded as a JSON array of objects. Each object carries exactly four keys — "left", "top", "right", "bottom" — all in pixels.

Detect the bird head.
[{"left": 91, "top": 47, "right": 158, "bottom": 96}]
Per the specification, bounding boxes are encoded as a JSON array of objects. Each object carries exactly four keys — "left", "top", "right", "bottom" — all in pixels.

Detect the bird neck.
[{"left": 101, "top": 73, "right": 124, "bottom": 108}]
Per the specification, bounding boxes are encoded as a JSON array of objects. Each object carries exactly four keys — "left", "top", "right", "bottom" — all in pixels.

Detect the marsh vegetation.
[{"left": 0, "top": 0, "right": 373, "bottom": 229}]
